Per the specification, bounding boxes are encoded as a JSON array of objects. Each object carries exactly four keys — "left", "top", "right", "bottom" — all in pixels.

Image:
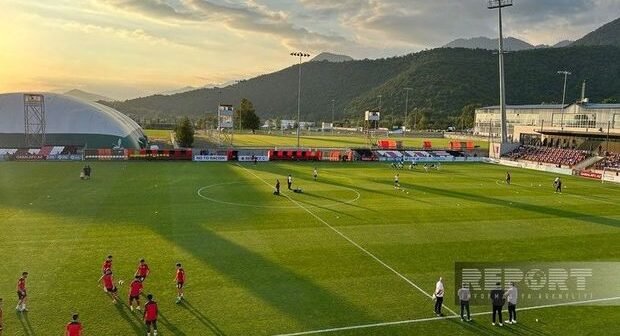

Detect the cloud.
[
  {"left": 97, "top": 0, "right": 350, "bottom": 51},
  {"left": 297, "top": 0, "right": 620, "bottom": 49},
  {"left": 97, "top": 0, "right": 200, "bottom": 22}
]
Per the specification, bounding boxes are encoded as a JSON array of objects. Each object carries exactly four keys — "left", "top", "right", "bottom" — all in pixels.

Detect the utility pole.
[
  {"left": 404, "top": 87, "right": 413, "bottom": 135},
  {"left": 290, "top": 52, "right": 310, "bottom": 149},
  {"left": 488, "top": 0, "right": 512, "bottom": 144},
  {"left": 331, "top": 99, "right": 335, "bottom": 135},
  {"left": 557, "top": 70, "right": 572, "bottom": 130}
]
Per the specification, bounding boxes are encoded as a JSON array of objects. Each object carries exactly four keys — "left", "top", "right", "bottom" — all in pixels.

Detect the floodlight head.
[
  {"left": 488, "top": 0, "right": 513, "bottom": 9},
  {"left": 290, "top": 52, "right": 310, "bottom": 57},
  {"left": 557, "top": 70, "right": 572, "bottom": 75}
]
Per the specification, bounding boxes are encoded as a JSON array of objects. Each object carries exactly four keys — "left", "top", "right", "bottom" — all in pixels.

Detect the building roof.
[
  {"left": 479, "top": 102, "right": 620, "bottom": 110},
  {"left": 581, "top": 103, "right": 620, "bottom": 109},
  {"left": 0, "top": 92, "right": 142, "bottom": 137},
  {"left": 478, "top": 104, "right": 564, "bottom": 110}
]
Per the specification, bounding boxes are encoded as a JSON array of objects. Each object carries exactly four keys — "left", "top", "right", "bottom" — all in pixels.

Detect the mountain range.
[
  {"left": 64, "top": 89, "right": 114, "bottom": 102},
  {"left": 310, "top": 52, "right": 354, "bottom": 63},
  {"left": 442, "top": 37, "right": 573, "bottom": 51},
  {"left": 101, "top": 17, "right": 620, "bottom": 128},
  {"left": 572, "top": 17, "right": 620, "bottom": 47},
  {"left": 158, "top": 80, "right": 240, "bottom": 96}
]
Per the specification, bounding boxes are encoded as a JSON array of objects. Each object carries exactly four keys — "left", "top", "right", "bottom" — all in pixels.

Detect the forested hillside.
[{"left": 103, "top": 46, "right": 620, "bottom": 128}]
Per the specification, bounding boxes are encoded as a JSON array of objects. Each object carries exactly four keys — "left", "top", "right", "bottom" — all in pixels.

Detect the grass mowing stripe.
[
  {"left": 272, "top": 296, "right": 620, "bottom": 336},
  {"left": 237, "top": 164, "right": 459, "bottom": 318}
]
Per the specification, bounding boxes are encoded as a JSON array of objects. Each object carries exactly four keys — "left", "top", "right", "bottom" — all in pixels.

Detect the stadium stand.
[
  {"left": 405, "top": 150, "right": 432, "bottom": 158},
  {"left": 61, "top": 146, "right": 79, "bottom": 155},
  {"left": 430, "top": 151, "right": 453, "bottom": 158},
  {"left": 506, "top": 145, "right": 589, "bottom": 167},
  {"left": 594, "top": 152, "right": 620, "bottom": 171},
  {"left": 376, "top": 150, "right": 403, "bottom": 159}
]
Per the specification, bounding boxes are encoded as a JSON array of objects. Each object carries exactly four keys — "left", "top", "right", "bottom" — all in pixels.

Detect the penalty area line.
[
  {"left": 236, "top": 165, "right": 458, "bottom": 318},
  {"left": 272, "top": 296, "right": 620, "bottom": 336}
]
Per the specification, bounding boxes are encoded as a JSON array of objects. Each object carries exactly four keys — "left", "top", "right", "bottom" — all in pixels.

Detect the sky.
[{"left": 1, "top": 0, "right": 618, "bottom": 100}]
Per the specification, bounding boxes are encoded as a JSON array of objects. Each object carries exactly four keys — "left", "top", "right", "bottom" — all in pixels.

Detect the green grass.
[
  {"left": 0, "top": 161, "right": 618, "bottom": 335},
  {"left": 193, "top": 131, "right": 488, "bottom": 150},
  {"left": 144, "top": 129, "right": 173, "bottom": 139}
]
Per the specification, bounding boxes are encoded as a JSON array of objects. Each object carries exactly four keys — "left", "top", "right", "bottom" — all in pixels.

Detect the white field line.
[
  {"left": 272, "top": 296, "right": 620, "bottom": 336},
  {"left": 197, "top": 182, "right": 360, "bottom": 209},
  {"left": 237, "top": 165, "right": 458, "bottom": 317}
]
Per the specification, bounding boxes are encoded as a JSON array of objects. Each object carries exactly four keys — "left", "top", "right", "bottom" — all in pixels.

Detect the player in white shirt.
[
  {"left": 433, "top": 277, "right": 445, "bottom": 316},
  {"left": 503, "top": 282, "right": 518, "bottom": 324}
]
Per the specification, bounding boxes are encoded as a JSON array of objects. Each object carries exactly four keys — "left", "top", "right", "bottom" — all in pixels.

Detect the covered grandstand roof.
[
  {"left": 478, "top": 104, "right": 564, "bottom": 110},
  {"left": 0, "top": 92, "right": 147, "bottom": 149},
  {"left": 479, "top": 103, "right": 620, "bottom": 110}
]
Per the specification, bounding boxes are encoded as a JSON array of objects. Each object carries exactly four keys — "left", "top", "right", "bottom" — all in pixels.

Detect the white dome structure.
[{"left": 0, "top": 92, "right": 147, "bottom": 149}]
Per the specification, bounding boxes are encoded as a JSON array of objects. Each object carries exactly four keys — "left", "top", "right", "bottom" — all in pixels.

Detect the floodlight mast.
[
  {"left": 290, "top": 52, "right": 310, "bottom": 149},
  {"left": 557, "top": 70, "right": 572, "bottom": 129},
  {"left": 404, "top": 87, "right": 413, "bottom": 135},
  {"left": 488, "top": 0, "right": 512, "bottom": 143}
]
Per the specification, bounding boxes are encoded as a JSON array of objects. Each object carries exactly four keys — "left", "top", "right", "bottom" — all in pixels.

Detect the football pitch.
[{"left": 0, "top": 161, "right": 619, "bottom": 335}]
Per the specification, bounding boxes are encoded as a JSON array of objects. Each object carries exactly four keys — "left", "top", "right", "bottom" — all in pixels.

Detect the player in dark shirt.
[
  {"left": 490, "top": 282, "right": 505, "bottom": 326},
  {"left": 274, "top": 179, "right": 280, "bottom": 195}
]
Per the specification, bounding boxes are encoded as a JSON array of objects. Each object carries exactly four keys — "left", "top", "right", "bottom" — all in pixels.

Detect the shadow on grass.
[
  {"left": 410, "top": 183, "right": 620, "bottom": 228},
  {"left": 445, "top": 318, "right": 497, "bottom": 336},
  {"left": 17, "top": 312, "right": 36, "bottom": 336},
  {"left": 153, "top": 224, "right": 375, "bottom": 331},
  {"left": 114, "top": 303, "right": 144, "bottom": 335},
  {"left": 181, "top": 300, "right": 226, "bottom": 336},
  {"left": 158, "top": 310, "right": 187, "bottom": 336}
]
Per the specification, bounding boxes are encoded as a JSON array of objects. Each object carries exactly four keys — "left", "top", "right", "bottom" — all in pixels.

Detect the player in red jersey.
[
  {"left": 102, "top": 255, "right": 113, "bottom": 274},
  {"left": 16, "top": 272, "right": 28, "bottom": 312},
  {"left": 144, "top": 294, "right": 158, "bottom": 336},
  {"left": 174, "top": 263, "right": 185, "bottom": 303},
  {"left": 65, "top": 313, "right": 82, "bottom": 336},
  {"left": 98, "top": 269, "right": 120, "bottom": 303},
  {"left": 135, "top": 259, "right": 150, "bottom": 282},
  {"left": 128, "top": 276, "right": 144, "bottom": 312},
  {"left": 0, "top": 297, "right": 4, "bottom": 334}
]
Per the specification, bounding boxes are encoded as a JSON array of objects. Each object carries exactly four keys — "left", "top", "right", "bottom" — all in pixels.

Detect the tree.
[
  {"left": 416, "top": 114, "right": 428, "bottom": 130},
  {"left": 235, "top": 98, "right": 261, "bottom": 130},
  {"left": 174, "top": 117, "right": 194, "bottom": 148},
  {"left": 459, "top": 103, "right": 481, "bottom": 130},
  {"left": 409, "top": 107, "right": 430, "bottom": 130}
]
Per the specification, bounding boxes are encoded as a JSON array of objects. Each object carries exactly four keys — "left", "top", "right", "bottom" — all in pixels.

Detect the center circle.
[{"left": 197, "top": 182, "right": 360, "bottom": 209}]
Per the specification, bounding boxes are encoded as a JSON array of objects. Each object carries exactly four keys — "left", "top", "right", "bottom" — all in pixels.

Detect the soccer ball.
[{"left": 118, "top": 280, "right": 125, "bottom": 286}]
